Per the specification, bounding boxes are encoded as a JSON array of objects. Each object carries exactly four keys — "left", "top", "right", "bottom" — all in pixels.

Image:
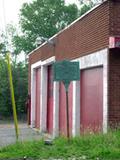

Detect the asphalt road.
[{"left": 0, "top": 122, "right": 42, "bottom": 147}]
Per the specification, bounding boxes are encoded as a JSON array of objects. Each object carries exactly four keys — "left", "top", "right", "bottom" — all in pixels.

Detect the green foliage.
[
  {"left": 0, "top": 43, "right": 5, "bottom": 53},
  {"left": 0, "top": 130, "right": 120, "bottom": 159},
  {"left": 13, "top": 0, "right": 79, "bottom": 54},
  {"left": 80, "top": 4, "right": 93, "bottom": 16},
  {"left": 0, "top": 56, "right": 28, "bottom": 117},
  {"left": 12, "top": 62, "right": 28, "bottom": 115},
  {"left": 0, "top": 57, "right": 11, "bottom": 116},
  {"left": 0, "top": 33, "right": 8, "bottom": 55}
]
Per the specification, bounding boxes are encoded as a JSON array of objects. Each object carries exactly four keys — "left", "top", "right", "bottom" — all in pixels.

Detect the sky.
[
  {"left": 0, "top": 0, "right": 31, "bottom": 31},
  {"left": 0, "top": 0, "right": 80, "bottom": 32}
]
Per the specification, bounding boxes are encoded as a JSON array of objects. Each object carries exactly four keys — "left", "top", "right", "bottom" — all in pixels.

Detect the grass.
[{"left": 0, "top": 130, "right": 120, "bottom": 159}]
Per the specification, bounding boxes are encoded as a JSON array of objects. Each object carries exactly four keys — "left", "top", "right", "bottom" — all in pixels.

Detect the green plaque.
[
  {"left": 53, "top": 60, "right": 80, "bottom": 91},
  {"left": 53, "top": 60, "right": 80, "bottom": 81}
]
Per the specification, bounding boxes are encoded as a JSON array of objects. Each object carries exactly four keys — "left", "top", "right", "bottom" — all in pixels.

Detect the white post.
[
  {"left": 31, "top": 67, "right": 36, "bottom": 127},
  {"left": 53, "top": 82, "right": 59, "bottom": 138},
  {"left": 72, "top": 81, "right": 80, "bottom": 136},
  {"left": 40, "top": 65, "right": 48, "bottom": 132}
]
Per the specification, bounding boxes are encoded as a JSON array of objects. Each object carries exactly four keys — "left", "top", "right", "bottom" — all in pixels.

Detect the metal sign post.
[
  {"left": 53, "top": 60, "right": 80, "bottom": 139},
  {"left": 63, "top": 80, "right": 71, "bottom": 139}
]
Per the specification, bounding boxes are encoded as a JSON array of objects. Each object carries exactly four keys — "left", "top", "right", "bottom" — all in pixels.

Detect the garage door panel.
[
  {"left": 59, "top": 82, "right": 73, "bottom": 136},
  {"left": 59, "top": 82, "right": 66, "bottom": 135},
  {"left": 80, "top": 67, "right": 103, "bottom": 133}
]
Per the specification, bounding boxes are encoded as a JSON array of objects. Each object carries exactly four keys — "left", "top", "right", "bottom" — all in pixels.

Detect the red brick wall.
[
  {"left": 108, "top": 0, "right": 120, "bottom": 127},
  {"left": 108, "top": 48, "right": 120, "bottom": 127},
  {"left": 55, "top": 2, "right": 109, "bottom": 60},
  {"left": 109, "top": 0, "right": 120, "bottom": 36}
]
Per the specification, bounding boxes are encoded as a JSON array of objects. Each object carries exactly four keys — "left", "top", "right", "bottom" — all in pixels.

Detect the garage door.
[
  {"left": 80, "top": 67, "right": 103, "bottom": 133},
  {"left": 35, "top": 68, "right": 41, "bottom": 129}
]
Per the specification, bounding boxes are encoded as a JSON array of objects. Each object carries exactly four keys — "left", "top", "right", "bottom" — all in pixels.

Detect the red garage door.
[
  {"left": 80, "top": 67, "right": 103, "bottom": 133},
  {"left": 35, "top": 68, "right": 41, "bottom": 129},
  {"left": 59, "top": 82, "right": 73, "bottom": 136},
  {"left": 47, "top": 65, "right": 53, "bottom": 134}
]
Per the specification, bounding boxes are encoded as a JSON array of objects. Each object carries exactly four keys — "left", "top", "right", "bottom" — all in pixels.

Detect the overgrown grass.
[{"left": 0, "top": 130, "right": 120, "bottom": 159}]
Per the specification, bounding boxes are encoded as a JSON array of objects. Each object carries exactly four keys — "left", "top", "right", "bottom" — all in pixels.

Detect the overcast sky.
[{"left": 0, "top": 0, "right": 80, "bottom": 32}]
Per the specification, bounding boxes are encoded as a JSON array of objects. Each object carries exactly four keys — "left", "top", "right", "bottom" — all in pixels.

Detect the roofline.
[{"left": 28, "top": 0, "right": 107, "bottom": 56}]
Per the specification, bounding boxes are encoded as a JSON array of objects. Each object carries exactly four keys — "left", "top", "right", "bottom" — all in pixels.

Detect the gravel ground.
[{"left": 0, "top": 122, "right": 42, "bottom": 147}]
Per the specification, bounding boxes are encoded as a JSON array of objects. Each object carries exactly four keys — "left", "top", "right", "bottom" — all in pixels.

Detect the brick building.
[{"left": 28, "top": 0, "right": 120, "bottom": 137}]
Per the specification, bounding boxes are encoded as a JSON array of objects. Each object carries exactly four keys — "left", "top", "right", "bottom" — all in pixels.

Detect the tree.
[
  {"left": 0, "top": 56, "right": 11, "bottom": 117},
  {"left": 0, "top": 43, "right": 5, "bottom": 53},
  {"left": 79, "top": 4, "right": 92, "bottom": 16},
  {"left": 0, "top": 32, "right": 7, "bottom": 55},
  {"left": 0, "top": 55, "right": 28, "bottom": 118},
  {"left": 0, "top": 30, "right": 28, "bottom": 118},
  {"left": 13, "top": 0, "right": 79, "bottom": 54}
]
